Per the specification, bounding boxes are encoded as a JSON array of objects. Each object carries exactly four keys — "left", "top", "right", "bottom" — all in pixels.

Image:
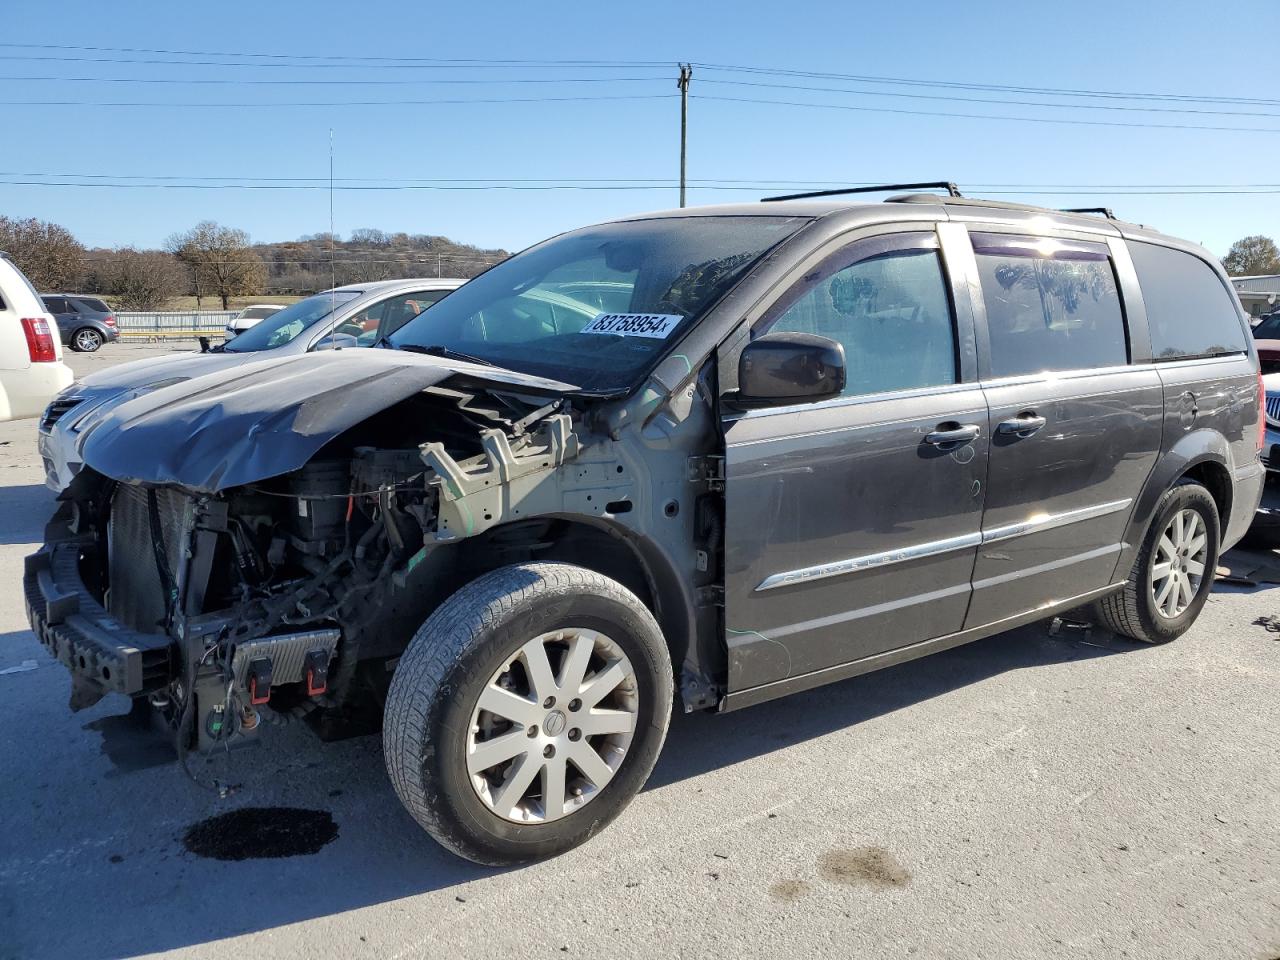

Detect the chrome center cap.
[{"left": 543, "top": 710, "right": 567, "bottom": 737}]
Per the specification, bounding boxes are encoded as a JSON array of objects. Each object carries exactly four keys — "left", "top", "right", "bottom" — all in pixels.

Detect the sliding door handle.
[
  {"left": 996, "top": 413, "right": 1047, "bottom": 438},
  {"left": 925, "top": 423, "right": 981, "bottom": 447}
]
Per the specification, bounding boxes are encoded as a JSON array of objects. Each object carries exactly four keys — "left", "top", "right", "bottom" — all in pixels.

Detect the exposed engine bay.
[{"left": 30, "top": 378, "right": 663, "bottom": 769}]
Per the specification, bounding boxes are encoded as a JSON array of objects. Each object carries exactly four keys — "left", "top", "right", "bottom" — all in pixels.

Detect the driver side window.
[{"left": 759, "top": 241, "right": 957, "bottom": 398}]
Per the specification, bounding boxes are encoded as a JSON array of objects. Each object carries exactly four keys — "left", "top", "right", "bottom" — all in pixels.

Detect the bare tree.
[
  {"left": 1223, "top": 235, "right": 1280, "bottom": 276},
  {"left": 0, "top": 216, "right": 84, "bottom": 290},
  {"left": 100, "top": 248, "right": 187, "bottom": 311},
  {"left": 166, "top": 221, "right": 267, "bottom": 309}
]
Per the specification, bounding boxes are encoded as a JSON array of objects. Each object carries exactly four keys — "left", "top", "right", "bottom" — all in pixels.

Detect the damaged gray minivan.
[{"left": 25, "top": 184, "right": 1265, "bottom": 864}]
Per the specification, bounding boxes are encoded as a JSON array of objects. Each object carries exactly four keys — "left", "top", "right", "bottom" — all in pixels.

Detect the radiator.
[{"left": 107, "top": 484, "right": 189, "bottom": 633}]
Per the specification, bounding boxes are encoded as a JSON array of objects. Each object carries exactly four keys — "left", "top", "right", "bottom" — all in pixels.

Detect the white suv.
[
  {"left": 0, "top": 253, "right": 73, "bottom": 422},
  {"left": 224, "top": 304, "right": 286, "bottom": 341}
]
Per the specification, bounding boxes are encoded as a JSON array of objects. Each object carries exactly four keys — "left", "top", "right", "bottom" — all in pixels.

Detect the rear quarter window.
[
  {"left": 75, "top": 297, "right": 111, "bottom": 313},
  {"left": 1127, "top": 241, "right": 1249, "bottom": 360}
]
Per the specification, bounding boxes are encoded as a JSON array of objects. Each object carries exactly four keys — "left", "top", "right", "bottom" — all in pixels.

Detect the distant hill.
[{"left": 255, "top": 229, "right": 511, "bottom": 294}]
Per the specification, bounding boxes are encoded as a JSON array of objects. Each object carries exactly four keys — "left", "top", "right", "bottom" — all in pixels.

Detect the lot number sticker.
[{"left": 580, "top": 312, "right": 683, "bottom": 339}]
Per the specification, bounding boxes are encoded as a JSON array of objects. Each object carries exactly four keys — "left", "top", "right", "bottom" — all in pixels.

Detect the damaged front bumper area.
[{"left": 24, "top": 502, "right": 174, "bottom": 709}]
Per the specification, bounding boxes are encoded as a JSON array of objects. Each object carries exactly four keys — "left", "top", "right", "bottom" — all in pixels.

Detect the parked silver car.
[{"left": 37, "top": 278, "right": 467, "bottom": 490}]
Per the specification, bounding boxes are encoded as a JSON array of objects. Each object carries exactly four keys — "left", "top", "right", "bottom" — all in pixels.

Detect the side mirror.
[
  {"left": 197, "top": 336, "right": 211, "bottom": 354},
  {"left": 733, "top": 332, "right": 846, "bottom": 408},
  {"left": 314, "top": 332, "right": 359, "bottom": 351}
]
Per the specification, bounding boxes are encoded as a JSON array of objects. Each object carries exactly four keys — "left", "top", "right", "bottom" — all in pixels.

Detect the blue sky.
[{"left": 2, "top": 0, "right": 1278, "bottom": 258}]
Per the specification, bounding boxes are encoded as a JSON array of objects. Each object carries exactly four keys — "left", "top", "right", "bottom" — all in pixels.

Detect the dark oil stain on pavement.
[
  {"left": 818, "top": 847, "right": 910, "bottom": 889},
  {"left": 183, "top": 807, "right": 338, "bottom": 861},
  {"left": 84, "top": 711, "right": 176, "bottom": 777},
  {"left": 768, "top": 879, "right": 813, "bottom": 902}
]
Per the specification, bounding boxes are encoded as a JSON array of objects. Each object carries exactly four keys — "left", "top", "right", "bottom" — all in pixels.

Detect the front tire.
[
  {"left": 1094, "top": 482, "right": 1220, "bottom": 643},
  {"left": 71, "top": 328, "right": 103, "bottom": 352},
  {"left": 383, "top": 562, "right": 673, "bottom": 865}
]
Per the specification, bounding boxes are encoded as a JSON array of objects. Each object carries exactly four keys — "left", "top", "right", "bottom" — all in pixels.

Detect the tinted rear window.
[
  {"left": 972, "top": 234, "right": 1128, "bottom": 377},
  {"left": 1127, "top": 241, "right": 1249, "bottom": 360},
  {"left": 74, "top": 297, "right": 111, "bottom": 313}
]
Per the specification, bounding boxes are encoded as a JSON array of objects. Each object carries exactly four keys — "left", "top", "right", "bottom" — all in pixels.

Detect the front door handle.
[
  {"left": 996, "top": 413, "right": 1047, "bottom": 438},
  {"left": 925, "top": 423, "right": 981, "bottom": 447}
]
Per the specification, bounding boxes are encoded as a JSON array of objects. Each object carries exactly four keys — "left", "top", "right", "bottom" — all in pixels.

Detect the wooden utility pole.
[{"left": 677, "top": 63, "right": 692, "bottom": 208}]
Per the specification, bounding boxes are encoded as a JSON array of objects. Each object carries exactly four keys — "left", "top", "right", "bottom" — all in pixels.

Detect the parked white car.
[
  {"left": 224, "top": 303, "right": 286, "bottom": 341},
  {"left": 0, "top": 253, "right": 73, "bottom": 422}
]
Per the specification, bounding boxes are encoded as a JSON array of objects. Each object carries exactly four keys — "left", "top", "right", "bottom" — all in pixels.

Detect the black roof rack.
[
  {"left": 1060, "top": 206, "right": 1117, "bottom": 220},
  {"left": 762, "top": 181, "right": 962, "bottom": 202}
]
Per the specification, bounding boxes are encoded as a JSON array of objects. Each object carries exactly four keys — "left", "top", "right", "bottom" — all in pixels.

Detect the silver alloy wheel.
[
  {"left": 467, "top": 629, "right": 639, "bottom": 824},
  {"left": 1150, "top": 508, "right": 1209, "bottom": 619},
  {"left": 74, "top": 329, "right": 101, "bottom": 351}
]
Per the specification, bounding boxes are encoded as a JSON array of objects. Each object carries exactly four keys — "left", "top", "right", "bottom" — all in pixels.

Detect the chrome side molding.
[
  {"left": 754, "top": 497, "right": 1133, "bottom": 592},
  {"left": 754, "top": 532, "right": 982, "bottom": 592},
  {"left": 979, "top": 498, "right": 1132, "bottom": 545}
]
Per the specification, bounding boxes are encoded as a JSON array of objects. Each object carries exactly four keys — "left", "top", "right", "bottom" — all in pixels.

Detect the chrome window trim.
[
  {"left": 1149, "top": 352, "right": 1250, "bottom": 368},
  {"left": 727, "top": 380, "right": 981, "bottom": 424},
  {"left": 754, "top": 532, "right": 982, "bottom": 592},
  {"left": 980, "top": 498, "right": 1133, "bottom": 545}
]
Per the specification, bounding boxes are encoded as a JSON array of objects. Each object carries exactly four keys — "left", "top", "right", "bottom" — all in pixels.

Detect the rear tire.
[
  {"left": 383, "top": 562, "right": 673, "bottom": 865},
  {"left": 1094, "top": 482, "right": 1220, "bottom": 643},
  {"left": 71, "top": 328, "right": 103, "bottom": 352}
]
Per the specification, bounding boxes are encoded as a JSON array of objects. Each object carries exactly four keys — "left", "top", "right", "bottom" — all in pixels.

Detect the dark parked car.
[
  {"left": 24, "top": 185, "right": 1265, "bottom": 865},
  {"left": 1250, "top": 311, "right": 1280, "bottom": 374},
  {"left": 40, "top": 294, "right": 119, "bottom": 352}
]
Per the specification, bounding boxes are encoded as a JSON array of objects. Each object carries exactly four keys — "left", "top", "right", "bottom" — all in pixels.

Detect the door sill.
[{"left": 719, "top": 581, "right": 1126, "bottom": 712}]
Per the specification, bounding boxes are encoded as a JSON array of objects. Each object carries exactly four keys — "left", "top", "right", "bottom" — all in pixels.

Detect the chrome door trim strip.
[
  {"left": 754, "top": 531, "right": 982, "bottom": 592},
  {"left": 980, "top": 498, "right": 1132, "bottom": 545},
  {"left": 754, "top": 498, "right": 1132, "bottom": 593}
]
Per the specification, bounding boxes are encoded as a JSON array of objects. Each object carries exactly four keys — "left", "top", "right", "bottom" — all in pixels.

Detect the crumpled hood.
[
  {"left": 72, "top": 350, "right": 253, "bottom": 400},
  {"left": 79, "top": 349, "right": 575, "bottom": 492}
]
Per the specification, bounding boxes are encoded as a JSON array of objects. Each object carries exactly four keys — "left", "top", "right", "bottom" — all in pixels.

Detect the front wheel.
[
  {"left": 1094, "top": 481, "right": 1220, "bottom": 643},
  {"left": 71, "top": 328, "right": 103, "bottom": 352},
  {"left": 383, "top": 562, "right": 673, "bottom": 865}
]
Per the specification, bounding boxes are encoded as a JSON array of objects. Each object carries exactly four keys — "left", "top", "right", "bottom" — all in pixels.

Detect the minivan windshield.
[
  {"left": 390, "top": 215, "right": 807, "bottom": 392},
  {"left": 223, "top": 291, "right": 361, "bottom": 352}
]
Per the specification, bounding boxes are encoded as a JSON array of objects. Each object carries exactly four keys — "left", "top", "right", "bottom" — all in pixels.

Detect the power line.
[
  {"left": 0, "top": 94, "right": 675, "bottom": 108},
  {"left": 1, "top": 75, "right": 669, "bottom": 86},
  {"left": 696, "top": 94, "right": 1280, "bottom": 134},
  {"left": 0, "top": 53, "right": 668, "bottom": 71},
  {"left": 699, "top": 78, "right": 1280, "bottom": 120},
  {"left": 10, "top": 178, "right": 1280, "bottom": 196},
  {"left": 7, "top": 170, "right": 1280, "bottom": 189},
  {"left": 0, "top": 42, "right": 667, "bottom": 67},
  {"left": 694, "top": 62, "right": 1280, "bottom": 108}
]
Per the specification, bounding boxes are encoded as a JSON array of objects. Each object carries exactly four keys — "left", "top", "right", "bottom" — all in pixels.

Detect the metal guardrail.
[{"left": 114, "top": 311, "right": 236, "bottom": 341}]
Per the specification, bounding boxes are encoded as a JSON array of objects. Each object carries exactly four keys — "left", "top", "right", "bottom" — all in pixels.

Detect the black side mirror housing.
[
  {"left": 733, "top": 332, "right": 846, "bottom": 408},
  {"left": 198, "top": 336, "right": 210, "bottom": 353}
]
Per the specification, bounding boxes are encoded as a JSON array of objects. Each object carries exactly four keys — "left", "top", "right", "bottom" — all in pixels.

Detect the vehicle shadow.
[
  {"left": 0, "top": 482, "right": 55, "bottom": 546},
  {"left": 2, "top": 618, "right": 1151, "bottom": 960},
  {"left": 650, "top": 620, "right": 1143, "bottom": 789}
]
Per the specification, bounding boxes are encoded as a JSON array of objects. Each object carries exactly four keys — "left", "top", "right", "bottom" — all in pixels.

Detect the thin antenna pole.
[
  {"left": 677, "top": 63, "right": 692, "bottom": 208},
  {"left": 328, "top": 128, "right": 336, "bottom": 298}
]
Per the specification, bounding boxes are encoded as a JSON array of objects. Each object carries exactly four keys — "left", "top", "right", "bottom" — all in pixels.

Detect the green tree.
[{"left": 1223, "top": 235, "right": 1280, "bottom": 276}]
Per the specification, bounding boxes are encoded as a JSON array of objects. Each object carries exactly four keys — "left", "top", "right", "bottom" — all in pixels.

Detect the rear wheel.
[
  {"left": 383, "top": 562, "right": 672, "bottom": 865},
  {"left": 71, "top": 328, "right": 103, "bottom": 352},
  {"left": 1094, "top": 482, "right": 1220, "bottom": 643}
]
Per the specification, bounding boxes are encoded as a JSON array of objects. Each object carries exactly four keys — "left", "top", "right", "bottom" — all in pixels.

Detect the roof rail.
[
  {"left": 762, "top": 181, "right": 962, "bottom": 202},
  {"left": 1060, "top": 207, "right": 1117, "bottom": 220}
]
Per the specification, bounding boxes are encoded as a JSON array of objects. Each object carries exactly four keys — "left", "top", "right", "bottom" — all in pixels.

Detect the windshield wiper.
[{"left": 396, "top": 343, "right": 496, "bottom": 367}]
